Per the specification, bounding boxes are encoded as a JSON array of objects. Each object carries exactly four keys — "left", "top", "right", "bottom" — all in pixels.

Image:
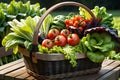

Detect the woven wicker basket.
[{"left": 19, "top": 1, "right": 102, "bottom": 80}]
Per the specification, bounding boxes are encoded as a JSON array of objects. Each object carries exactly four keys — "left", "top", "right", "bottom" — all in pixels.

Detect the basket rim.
[
  {"left": 19, "top": 47, "right": 86, "bottom": 61},
  {"left": 36, "top": 52, "right": 86, "bottom": 61}
]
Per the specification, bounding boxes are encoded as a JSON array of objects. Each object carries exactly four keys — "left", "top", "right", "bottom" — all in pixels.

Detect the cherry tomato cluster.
[
  {"left": 42, "top": 28, "right": 80, "bottom": 49},
  {"left": 64, "top": 15, "right": 88, "bottom": 32}
]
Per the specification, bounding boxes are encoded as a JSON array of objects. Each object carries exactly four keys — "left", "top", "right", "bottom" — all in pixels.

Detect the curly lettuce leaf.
[
  {"left": 63, "top": 45, "right": 77, "bottom": 67},
  {"left": 91, "top": 6, "right": 113, "bottom": 27},
  {"left": 80, "top": 32, "right": 115, "bottom": 62},
  {"left": 2, "top": 16, "right": 40, "bottom": 53}
]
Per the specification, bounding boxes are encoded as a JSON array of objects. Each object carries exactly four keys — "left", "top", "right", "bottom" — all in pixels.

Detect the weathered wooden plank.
[
  {"left": 4, "top": 76, "right": 25, "bottom": 80},
  {"left": 101, "top": 59, "right": 115, "bottom": 67},
  {"left": 15, "top": 70, "right": 30, "bottom": 79},
  {"left": 0, "top": 61, "right": 25, "bottom": 74},
  {"left": 6, "top": 67, "right": 26, "bottom": 77},
  {"left": 1, "top": 75, "right": 26, "bottom": 80},
  {"left": 0, "top": 58, "right": 23, "bottom": 70},
  {"left": 98, "top": 60, "right": 120, "bottom": 77},
  {"left": 26, "top": 76, "right": 37, "bottom": 80},
  {"left": 4, "top": 76, "right": 15, "bottom": 80},
  {"left": 65, "top": 60, "right": 120, "bottom": 80},
  {"left": 97, "top": 67, "right": 120, "bottom": 80}
]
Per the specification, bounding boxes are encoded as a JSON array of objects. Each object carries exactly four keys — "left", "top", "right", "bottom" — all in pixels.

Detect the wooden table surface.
[{"left": 0, "top": 58, "right": 120, "bottom": 80}]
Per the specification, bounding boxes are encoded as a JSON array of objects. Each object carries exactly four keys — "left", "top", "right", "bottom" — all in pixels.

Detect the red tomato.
[
  {"left": 54, "top": 35, "right": 67, "bottom": 47},
  {"left": 71, "top": 17, "right": 76, "bottom": 23},
  {"left": 67, "top": 34, "right": 80, "bottom": 46},
  {"left": 64, "top": 19, "right": 70, "bottom": 24},
  {"left": 60, "top": 29, "right": 70, "bottom": 38},
  {"left": 68, "top": 20, "right": 73, "bottom": 26},
  {"left": 73, "top": 21, "right": 79, "bottom": 27},
  {"left": 75, "top": 15, "right": 81, "bottom": 21},
  {"left": 47, "top": 29, "right": 60, "bottom": 39},
  {"left": 42, "top": 39, "right": 53, "bottom": 49}
]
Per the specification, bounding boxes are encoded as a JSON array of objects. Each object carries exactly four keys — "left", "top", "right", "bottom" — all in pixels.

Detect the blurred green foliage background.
[{"left": 0, "top": 0, "right": 120, "bottom": 10}]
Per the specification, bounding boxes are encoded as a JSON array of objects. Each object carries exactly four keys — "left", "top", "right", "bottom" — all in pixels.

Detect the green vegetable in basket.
[
  {"left": 91, "top": 6, "right": 113, "bottom": 27},
  {"left": 113, "top": 17, "right": 120, "bottom": 37},
  {"left": 79, "top": 6, "right": 113, "bottom": 27},
  {"left": 40, "top": 14, "right": 53, "bottom": 36},
  {"left": 63, "top": 45, "right": 77, "bottom": 67},
  {"left": 80, "top": 32, "right": 115, "bottom": 62},
  {"left": 51, "top": 15, "right": 66, "bottom": 30},
  {"left": 79, "top": 7, "right": 92, "bottom": 19},
  {"left": 109, "top": 51, "right": 120, "bottom": 60},
  {"left": 86, "top": 51, "right": 105, "bottom": 63}
]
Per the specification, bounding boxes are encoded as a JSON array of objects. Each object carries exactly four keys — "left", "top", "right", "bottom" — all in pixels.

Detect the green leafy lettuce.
[
  {"left": 91, "top": 6, "right": 113, "bottom": 27},
  {"left": 2, "top": 13, "right": 53, "bottom": 54},
  {"left": 80, "top": 32, "right": 115, "bottom": 62},
  {"left": 40, "top": 14, "right": 53, "bottom": 36},
  {"left": 0, "top": 0, "right": 46, "bottom": 47},
  {"left": 79, "top": 6, "right": 113, "bottom": 27},
  {"left": 2, "top": 16, "right": 40, "bottom": 54}
]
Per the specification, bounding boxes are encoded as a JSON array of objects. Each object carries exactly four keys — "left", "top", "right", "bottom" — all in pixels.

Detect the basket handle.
[{"left": 32, "top": 1, "right": 95, "bottom": 45}]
